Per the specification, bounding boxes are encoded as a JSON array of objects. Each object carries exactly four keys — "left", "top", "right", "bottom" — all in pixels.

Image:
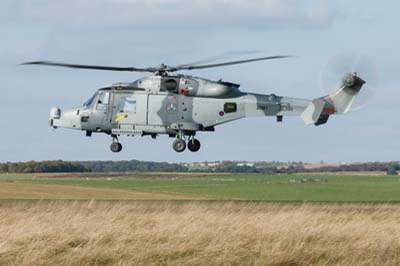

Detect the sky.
[{"left": 0, "top": 0, "right": 399, "bottom": 163}]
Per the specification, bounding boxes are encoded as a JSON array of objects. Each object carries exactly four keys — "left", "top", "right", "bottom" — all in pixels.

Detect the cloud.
[{"left": 18, "top": 0, "right": 338, "bottom": 29}]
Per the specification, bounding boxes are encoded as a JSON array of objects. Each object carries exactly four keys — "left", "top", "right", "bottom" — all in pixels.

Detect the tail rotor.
[{"left": 319, "top": 52, "right": 377, "bottom": 111}]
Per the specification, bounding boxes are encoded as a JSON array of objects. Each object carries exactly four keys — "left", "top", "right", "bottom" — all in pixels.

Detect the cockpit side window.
[{"left": 96, "top": 92, "right": 110, "bottom": 111}]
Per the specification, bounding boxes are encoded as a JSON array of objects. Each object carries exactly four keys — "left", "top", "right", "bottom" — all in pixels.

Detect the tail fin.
[
  {"left": 325, "top": 73, "right": 366, "bottom": 114},
  {"left": 301, "top": 73, "right": 365, "bottom": 125}
]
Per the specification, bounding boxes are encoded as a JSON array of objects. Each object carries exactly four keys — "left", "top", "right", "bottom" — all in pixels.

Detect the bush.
[{"left": 387, "top": 166, "right": 398, "bottom": 176}]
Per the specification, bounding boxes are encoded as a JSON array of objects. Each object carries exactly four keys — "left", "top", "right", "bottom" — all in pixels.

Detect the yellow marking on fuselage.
[{"left": 115, "top": 114, "right": 128, "bottom": 122}]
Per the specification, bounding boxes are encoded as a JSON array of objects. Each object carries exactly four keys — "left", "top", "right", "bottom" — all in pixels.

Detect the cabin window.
[
  {"left": 118, "top": 96, "right": 137, "bottom": 113},
  {"left": 96, "top": 92, "right": 110, "bottom": 111},
  {"left": 224, "top": 102, "right": 237, "bottom": 113}
]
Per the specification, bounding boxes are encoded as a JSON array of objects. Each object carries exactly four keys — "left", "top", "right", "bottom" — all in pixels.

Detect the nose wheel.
[
  {"left": 110, "top": 136, "right": 122, "bottom": 153},
  {"left": 110, "top": 142, "right": 122, "bottom": 153}
]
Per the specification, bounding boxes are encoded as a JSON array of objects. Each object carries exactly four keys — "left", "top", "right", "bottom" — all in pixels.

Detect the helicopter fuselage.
[{"left": 50, "top": 75, "right": 309, "bottom": 135}]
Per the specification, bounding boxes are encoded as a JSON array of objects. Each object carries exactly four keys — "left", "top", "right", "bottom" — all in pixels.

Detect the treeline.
[
  {"left": 188, "top": 161, "right": 400, "bottom": 174},
  {"left": 0, "top": 160, "right": 399, "bottom": 174},
  {"left": 0, "top": 160, "right": 187, "bottom": 173},
  {"left": 81, "top": 160, "right": 187, "bottom": 173},
  {"left": 305, "top": 162, "right": 400, "bottom": 173},
  {"left": 0, "top": 161, "right": 90, "bottom": 173}
]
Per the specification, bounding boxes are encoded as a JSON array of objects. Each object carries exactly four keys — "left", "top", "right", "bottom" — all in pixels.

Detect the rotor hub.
[{"left": 342, "top": 73, "right": 356, "bottom": 87}]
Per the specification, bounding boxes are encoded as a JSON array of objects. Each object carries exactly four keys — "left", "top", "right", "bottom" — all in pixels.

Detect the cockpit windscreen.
[{"left": 83, "top": 93, "right": 97, "bottom": 109}]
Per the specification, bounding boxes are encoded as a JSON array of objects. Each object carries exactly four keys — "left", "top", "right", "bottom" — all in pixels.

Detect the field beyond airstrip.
[
  {"left": 1, "top": 173, "right": 400, "bottom": 266},
  {"left": 0, "top": 172, "right": 399, "bottom": 202}
]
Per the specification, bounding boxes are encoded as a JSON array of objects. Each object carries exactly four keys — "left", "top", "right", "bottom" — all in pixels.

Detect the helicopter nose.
[
  {"left": 50, "top": 107, "right": 61, "bottom": 118},
  {"left": 49, "top": 107, "right": 61, "bottom": 128},
  {"left": 49, "top": 107, "right": 81, "bottom": 129}
]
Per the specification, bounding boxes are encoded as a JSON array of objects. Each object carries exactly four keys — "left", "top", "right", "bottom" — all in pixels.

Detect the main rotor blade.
[
  {"left": 169, "top": 55, "right": 293, "bottom": 71},
  {"left": 21, "top": 61, "right": 156, "bottom": 73},
  {"left": 175, "top": 50, "right": 263, "bottom": 68}
]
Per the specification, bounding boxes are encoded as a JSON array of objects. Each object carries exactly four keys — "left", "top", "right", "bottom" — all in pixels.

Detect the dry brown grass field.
[
  {"left": 0, "top": 201, "right": 400, "bottom": 266},
  {"left": 0, "top": 182, "right": 210, "bottom": 201}
]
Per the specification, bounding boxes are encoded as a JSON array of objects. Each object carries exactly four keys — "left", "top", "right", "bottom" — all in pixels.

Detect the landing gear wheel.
[
  {"left": 173, "top": 139, "right": 186, "bottom": 153},
  {"left": 188, "top": 138, "right": 201, "bottom": 152},
  {"left": 110, "top": 142, "right": 122, "bottom": 153}
]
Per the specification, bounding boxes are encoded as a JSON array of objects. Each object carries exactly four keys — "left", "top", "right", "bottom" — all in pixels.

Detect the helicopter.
[{"left": 23, "top": 55, "right": 365, "bottom": 153}]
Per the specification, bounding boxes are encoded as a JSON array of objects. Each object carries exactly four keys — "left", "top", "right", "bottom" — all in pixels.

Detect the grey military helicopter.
[{"left": 23, "top": 55, "right": 365, "bottom": 153}]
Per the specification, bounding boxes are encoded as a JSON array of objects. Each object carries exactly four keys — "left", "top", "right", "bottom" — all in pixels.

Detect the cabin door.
[{"left": 111, "top": 92, "right": 148, "bottom": 129}]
